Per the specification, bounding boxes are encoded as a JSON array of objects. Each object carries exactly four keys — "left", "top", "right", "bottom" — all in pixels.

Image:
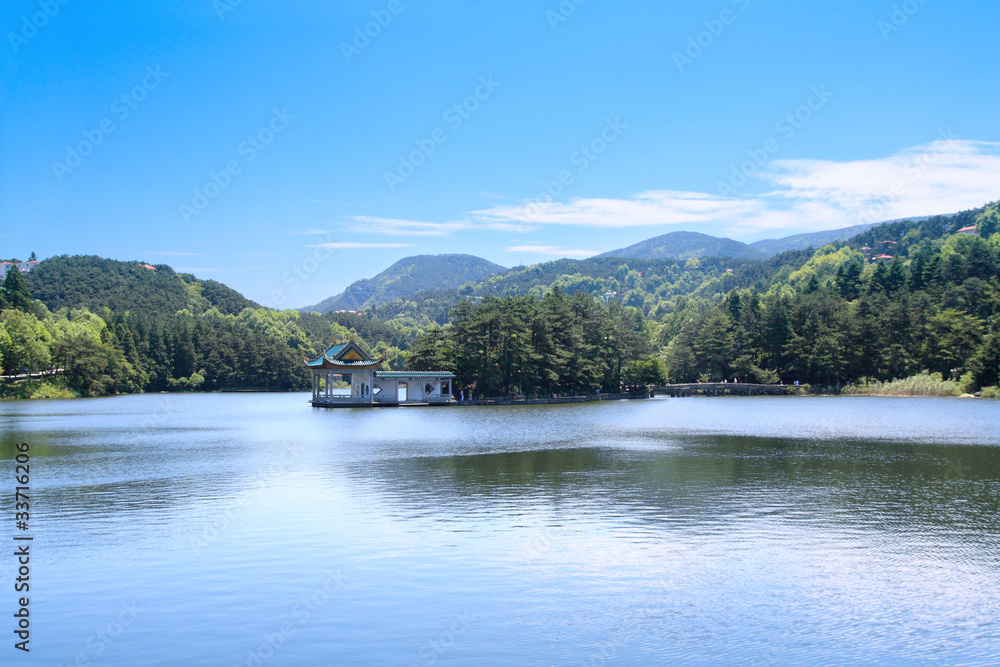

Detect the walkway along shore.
[
  {"left": 454, "top": 383, "right": 794, "bottom": 406},
  {"left": 455, "top": 392, "right": 649, "bottom": 406}
]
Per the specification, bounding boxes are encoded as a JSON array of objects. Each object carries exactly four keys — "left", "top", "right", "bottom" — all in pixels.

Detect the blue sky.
[{"left": 2, "top": 0, "right": 999, "bottom": 308}]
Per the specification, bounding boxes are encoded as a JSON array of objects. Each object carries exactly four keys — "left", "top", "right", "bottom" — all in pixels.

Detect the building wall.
[
  {"left": 0, "top": 261, "right": 39, "bottom": 278},
  {"left": 312, "top": 371, "right": 454, "bottom": 405}
]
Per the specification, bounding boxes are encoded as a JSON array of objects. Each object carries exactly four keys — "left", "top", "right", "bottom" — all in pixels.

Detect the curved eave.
[{"left": 307, "top": 358, "right": 385, "bottom": 371}]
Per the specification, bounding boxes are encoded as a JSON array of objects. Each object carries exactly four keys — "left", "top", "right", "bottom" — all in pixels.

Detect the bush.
[
  {"left": 30, "top": 380, "right": 78, "bottom": 399},
  {"left": 841, "top": 372, "right": 962, "bottom": 397},
  {"left": 0, "top": 378, "right": 77, "bottom": 400}
]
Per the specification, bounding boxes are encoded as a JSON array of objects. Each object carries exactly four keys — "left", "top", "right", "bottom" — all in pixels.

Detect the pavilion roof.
[{"left": 304, "top": 337, "right": 383, "bottom": 369}]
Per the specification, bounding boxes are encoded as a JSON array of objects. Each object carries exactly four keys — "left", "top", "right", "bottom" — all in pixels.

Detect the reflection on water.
[{"left": 1, "top": 394, "right": 999, "bottom": 665}]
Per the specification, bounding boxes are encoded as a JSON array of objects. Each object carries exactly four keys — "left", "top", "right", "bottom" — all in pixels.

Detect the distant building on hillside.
[
  {"left": 957, "top": 225, "right": 977, "bottom": 235},
  {"left": 0, "top": 260, "right": 39, "bottom": 279},
  {"left": 871, "top": 254, "right": 894, "bottom": 264},
  {"left": 305, "top": 337, "right": 454, "bottom": 407}
]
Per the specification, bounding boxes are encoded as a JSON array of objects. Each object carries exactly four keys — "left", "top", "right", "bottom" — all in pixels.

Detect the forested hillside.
[
  {"left": 1, "top": 256, "right": 412, "bottom": 398},
  {"left": 2, "top": 201, "right": 998, "bottom": 399},
  {"left": 303, "top": 254, "right": 507, "bottom": 314},
  {"left": 24, "top": 255, "right": 260, "bottom": 316},
  {"left": 599, "top": 231, "right": 765, "bottom": 261},
  {"left": 407, "top": 202, "right": 1000, "bottom": 396}
]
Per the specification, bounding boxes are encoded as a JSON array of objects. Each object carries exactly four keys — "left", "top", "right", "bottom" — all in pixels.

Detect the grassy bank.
[
  {"left": 1, "top": 379, "right": 79, "bottom": 400},
  {"left": 841, "top": 373, "right": 963, "bottom": 397}
]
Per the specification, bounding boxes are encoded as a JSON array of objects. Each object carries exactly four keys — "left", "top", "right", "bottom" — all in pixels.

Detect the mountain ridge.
[
  {"left": 301, "top": 254, "right": 507, "bottom": 314},
  {"left": 598, "top": 231, "right": 764, "bottom": 261},
  {"left": 303, "top": 215, "right": 958, "bottom": 311}
]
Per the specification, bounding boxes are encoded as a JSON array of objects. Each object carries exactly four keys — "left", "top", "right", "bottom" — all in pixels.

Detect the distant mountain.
[
  {"left": 749, "top": 215, "right": 941, "bottom": 256},
  {"left": 303, "top": 254, "right": 507, "bottom": 314},
  {"left": 599, "top": 231, "right": 765, "bottom": 261},
  {"left": 24, "top": 255, "right": 259, "bottom": 316}
]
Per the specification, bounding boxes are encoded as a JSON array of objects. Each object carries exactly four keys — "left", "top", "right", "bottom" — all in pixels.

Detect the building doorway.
[{"left": 397, "top": 382, "right": 407, "bottom": 402}]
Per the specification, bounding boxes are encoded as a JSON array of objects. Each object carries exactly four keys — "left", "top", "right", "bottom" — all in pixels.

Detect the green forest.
[{"left": 2, "top": 200, "right": 999, "bottom": 399}]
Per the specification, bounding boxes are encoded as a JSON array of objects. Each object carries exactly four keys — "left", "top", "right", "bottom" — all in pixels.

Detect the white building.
[
  {"left": 306, "top": 337, "right": 454, "bottom": 407},
  {"left": 0, "top": 260, "right": 39, "bottom": 279}
]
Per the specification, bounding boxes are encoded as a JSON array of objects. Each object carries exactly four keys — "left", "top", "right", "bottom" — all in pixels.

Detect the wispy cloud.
[
  {"left": 176, "top": 266, "right": 262, "bottom": 273},
  {"left": 470, "top": 139, "right": 1000, "bottom": 237},
  {"left": 475, "top": 191, "right": 758, "bottom": 228},
  {"left": 307, "top": 242, "right": 412, "bottom": 249},
  {"left": 293, "top": 228, "right": 333, "bottom": 235},
  {"left": 145, "top": 251, "right": 201, "bottom": 256},
  {"left": 347, "top": 216, "right": 532, "bottom": 237},
  {"left": 480, "top": 191, "right": 505, "bottom": 199},
  {"left": 505, "top": 245, "right": 599, "bottom": 258}
]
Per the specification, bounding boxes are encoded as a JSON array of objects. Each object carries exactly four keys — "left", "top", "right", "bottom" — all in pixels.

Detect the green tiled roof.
[
  {"left": 374, "top": 371, "right": 455, "bottom": 379},
  {"left": 325, "top": 343, "right": 347, "bottom": 357}
]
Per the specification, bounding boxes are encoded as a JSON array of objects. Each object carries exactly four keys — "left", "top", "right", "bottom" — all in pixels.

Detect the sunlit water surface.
[{"left": 2, "top": 394, "right": 999, "bottom": 665}]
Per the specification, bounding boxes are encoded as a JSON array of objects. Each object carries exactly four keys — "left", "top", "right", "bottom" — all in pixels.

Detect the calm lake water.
[{"left": 2, "top": 394, "right": 999, "bottom": 665}]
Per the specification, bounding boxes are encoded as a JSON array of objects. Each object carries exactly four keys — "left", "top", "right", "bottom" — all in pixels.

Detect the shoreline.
[{"left": 3, "top": 387, "right": 993, "bottom": 402}]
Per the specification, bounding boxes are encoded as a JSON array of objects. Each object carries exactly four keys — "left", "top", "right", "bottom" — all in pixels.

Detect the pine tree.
[{"left": 2, "top": 267, "right": 33, "bottom": 313}]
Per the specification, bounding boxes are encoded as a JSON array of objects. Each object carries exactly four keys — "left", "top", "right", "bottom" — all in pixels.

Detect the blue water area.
[{"left": 1, "top": 394, "right": 999, "bottom": 665}]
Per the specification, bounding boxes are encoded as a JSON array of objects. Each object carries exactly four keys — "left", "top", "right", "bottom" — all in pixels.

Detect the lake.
[{"left": 2, "top": 394, "right": 999, "bottom": 665}]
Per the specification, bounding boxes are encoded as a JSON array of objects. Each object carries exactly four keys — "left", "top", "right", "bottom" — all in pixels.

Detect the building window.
[{"left": 425, "top": 383, "right": 435, "bottom": 395}]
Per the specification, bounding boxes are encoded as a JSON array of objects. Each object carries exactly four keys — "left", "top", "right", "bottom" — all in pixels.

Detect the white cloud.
[
  {"left": 347, "top": 216, "right": 533, "bottom": 236},
  {"left": 308, "top": 242, "right": 412, "bottom": 249},
  {"left": 470, "top": 139, "right": 1000, "bottom": 238},
  {"left": 476, "top": 191, "right": 759, "bottom": 228},
  {"left": 505, "top": 245, "right": 599, "bottom": 258},
  {"left": 145, "top": 251, "right": 201, "bottom": 256}
]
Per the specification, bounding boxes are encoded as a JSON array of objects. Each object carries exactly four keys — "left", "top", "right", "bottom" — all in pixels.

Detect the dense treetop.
[{"left": 3, "top": 200, "right": 998, "bottom": 398}]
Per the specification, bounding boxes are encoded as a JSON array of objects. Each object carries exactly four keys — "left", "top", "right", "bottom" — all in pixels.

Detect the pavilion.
[{"left": 305, "top": 337, "right": 454, "bottom": 407}]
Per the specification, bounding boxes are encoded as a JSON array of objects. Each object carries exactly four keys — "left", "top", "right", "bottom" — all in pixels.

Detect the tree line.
[
  {"left": 661, "top": 229, "right": 1000, "bottom": 390},
  {"left": 406, "top": 205, "right": 1000, "bottom": 395},
  {"left": 3, "top": 201, "right": 998, "bottom": 399},
  {"left": 407, "top": 289, "right": 662, "bottom": 397}
]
